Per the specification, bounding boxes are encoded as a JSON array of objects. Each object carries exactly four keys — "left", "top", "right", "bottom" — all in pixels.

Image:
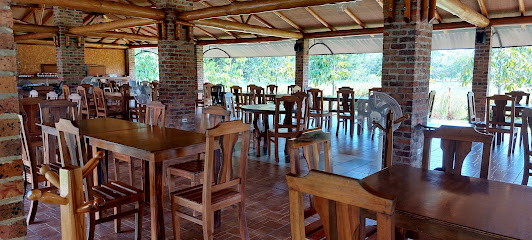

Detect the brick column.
[
  {"left": 472, "top": 27, "right": 492, "bottom": 121},
  {"left": 295, "top": 38, "right": 309, "bottom": 88},
  {"left": 156, "top": 0, "right": 196, "bottom": 130},
  {"left": 195, "top": 45, "right": 204, "bottom": 90},
  {"left": 127, "top": 49, "right": 136, "bottom": 80},
  {"left": 53, "top": 7, "right": 85, "bottom": 87},
  {"left": 381, "top": 0, "right": 432, "bottom": 166},
  {"left": 0, "top": 1, "right": 26, "bottom": 239}
]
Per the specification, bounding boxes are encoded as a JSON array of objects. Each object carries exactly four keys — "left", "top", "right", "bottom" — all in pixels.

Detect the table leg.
[
  {"left": 149, "top": 161, "right": 165, "bottom": 240},
  {"left": 214, "top": 149, "right": 221, "bottom": 228},
  {"left": 43, "top": 132, "right": 50, "bottom": 165}
]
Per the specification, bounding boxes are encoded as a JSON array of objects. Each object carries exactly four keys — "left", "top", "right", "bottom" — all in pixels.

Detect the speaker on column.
[{"left": 476, "top": 31, "right": 487, "bottom": 44}]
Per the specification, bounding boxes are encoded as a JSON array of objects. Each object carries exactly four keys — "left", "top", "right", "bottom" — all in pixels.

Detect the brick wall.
[
  {"left": 195, "top": 45, "right": 204, "bottom": 90},
  {"left": 381, "top": 0, "right": 432, "bottom": 167},
  {"left": 0, "top": 1, "right": 26, "bottom": 239},
  {"left": 156, "top": 0, "right": 196, "bottom": 130},
  {"left": 53, "top": 7, "right": 85, "bottom": 88},
  {"left": 295, "top": 38, "right": 309, "bottom": 88},
  {"left": 127, "top": 49, "right": 136, "bottom": 80},
  {"left": 472, "top": 27, "right": 492, "bottom": 121}
]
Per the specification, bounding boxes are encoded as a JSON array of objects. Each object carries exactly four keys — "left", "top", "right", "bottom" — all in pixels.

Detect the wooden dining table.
[
  {"left": 362, "top": 164, "right": 532, "bottom": 239},
  {"left": 104, "top": 92, "right": 136, "bottom": 120},
  {"left": 37, "top": 118, "right": 211, "bottom": 240},
  {"left": 240, "top": 104, "right": 284, "bottom": 156}
]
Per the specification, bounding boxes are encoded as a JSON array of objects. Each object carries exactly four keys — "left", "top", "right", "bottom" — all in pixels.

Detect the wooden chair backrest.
[
  {"left": 307, "top": 88, "right": 324, "bottom": 114},
  {"left": 39, "top": 100, "right": 78, "bottom": 124},
  {"left": 251, "top": 86, "right": 266, "bottom": 104},
  {"left": 287, "top": 170, "right": 395, "bottom": 240},
  {"left": 76, "top": 86, "right": 90, "bottom": 113},
  {"left": 92, "top": 87, "right": 107, "bottom": 117},
  {"left": 18, "top": 114, "right": 38, "bottom": 183},
  {"left": 421, "top": 126, "right": 493, "bottom": 178},
  {"left": 486, "top": 94, "right": 515, "bottom": 129},
  {"left": 288, "top": 130, "right": 332, "bottom": 174},
  {"left": 55, "top": 119, "right": 86, "bottom": 167},
  {"left": 19, "top": 97, "right": 47, "bottom": 137},
  {"left": 337, "top": 89, "right": 355, "bottom": 115},
  {"left": 368, "top": 87, "right": 382, "bottom": 95},
  {"left": 62, "top": 85, "right": 71, "bottom": 99},
  {"left": 428, "top": 90, "right": 436, "bottom": 118},
  {"left": 266, "top": 84, "right": 278, "bottom": 95},
  {"left": 109, "top": 81, "right": 118, "bottom": 92},
  {"left": 507, "top": 91, "right": 530, "bottom": 105},
  {"left": 120, "top": 84, "right": 130, "bottom": 97},
  {"left": 200, "top": 106, "right": 231, "bottom": 133},
  {"left": 203, "top": 83, "right": 213, "bottom": 101},
  {"left": 274, "top": 96, "right": 304, "bottom": 134},
  {"left": 46, "top": 91, "right": 58, "bottom": 100},
  {"left": 287, "top": 84, "right": 297, "bottom": 94},
  {"left": 293, "top": 91, "right": 309, "bottom": 126},
  {"left": 204, "top": 120, "right": 251, "bottom": 195},
  {"left": 246, "top": 84, "right": 256, "bottom": 94},
  {"left": 230, "top": 86, "right": 243, "bottom": 107},
  {"left": 467, "top": 91, "right": 478, "bottom": 123},
  {"left": 144, "top": 101, "right": 166, "bottom": 127},
  {"left": 522, "top": 108, "right": 532, "bottom": 163},
  {"left": 29, "top": 90, "right": 39, "bottom": 98},
  {"left": 224, "top": 92, "right": 236, "bottom": 119},
  {"left": 211, "top": 84, "right": 225, "bottom": 105}
]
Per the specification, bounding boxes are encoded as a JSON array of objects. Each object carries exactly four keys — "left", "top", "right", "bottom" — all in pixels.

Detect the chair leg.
[
  {"left": 238, "top": 202, "right": 249, "bottom": 240},
  {"left": 202, "top": 208, "right": 214, "bottom": 240},
  {"left": 135, "top": 201, "right": 143, "bottom": 240},
  {"left": 267, "top": 132, "right": 271, "bottom": 157},
  {"left": 336, "top": 118, "right": 340, "bottom": 136},
  {"left": 172, "top": 201, "right": 181, "bottom": 240},
  {"left": 274, "top": 137, "right": 280, "bottom": 162},
  {"left": 114, "top": 206, "right": 121, "bottom": 233},
  {"left": 166, "top": 169, "right": 174, "bottom": 196},
  {"left": 88, "top": 213, "right": 96, "bottom": 240},
  {"left": 128, "top": 159, "right": 135, "bottom": 186},
  {"left": 26, "top": 200, "right": 38, "bottom": 225},
  {"left": 523, "top": 165, "right": 530, "bottom": 185},
  {"left": 114, "top": 157, "right": 120, "bottom": 181}
]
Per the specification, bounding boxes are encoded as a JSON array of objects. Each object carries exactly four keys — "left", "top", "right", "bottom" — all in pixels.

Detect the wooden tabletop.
[
  {"left": 362, "top": 164, "right": 532, "bottom": 239},
  {"left": 322, "top": 95, "right": 369, "bottom": 101},
  {"left": 37, "top": 118, "right": 146, "bottom": 135},
  {"left": 240, "top": 104, "right": 284, "bottom": 113}
]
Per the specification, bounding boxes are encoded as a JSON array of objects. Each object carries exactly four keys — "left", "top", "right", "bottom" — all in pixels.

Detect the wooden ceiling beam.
[
  {"left": 177, "top": 0, "right": 354, "bottom": 21},
  {"left": 305, "top": 7, "right": 335, "bottom": 31},
  {"left": 251, "top": 14, "right": 274, "bottom": 28},
  {"left": 195, "top": 26, "right": 220, "bottom": 40},
  {"left": 13, "top": 23, "right": 58, "bottom": 32},
  {"left": 199, "top": 1, "right": 242, "bottom": 38},
  {"left": 42, "top": 11, "right": 53, "bottom": 24},
  {"left": 343, "top": 7, "right": 366, "bottom": 28},
  {"left": 12, "top": 0, "right": 165, "bottom": 20},
  {"left": 89, "top": 32, "right": 157, "bottom": 42},
  {"left": 70, "top": 18, "right": 156, "bottom": 34},
  {"left": 437, "top": 0, "right": 489, "bottom": 27},
  {"left": 22, "top": 9, "right": 36, "bottom": 22},
  {"left": 194, "top": 18, "right": 303, "bottom": 39},
  {"left": 15, "top": 39, "right": 129, "bottom": 49},
  {"left": 519, "top": 0, "right": 526, "bottom": 16},
  {"left": 197, "top": 36, "right": 286, "bottom": 45},
  {"left": 83, "top": 14, "right": 96, "bottom": 25},
  {"left": 477, "top": 0, "right": 488, "bottom": 17},
  {"left": 14, "top": 32, "right": 55, "bottom": 41},
  {"left": 273, "top": 11, "right": 303, "bottom": 32}
]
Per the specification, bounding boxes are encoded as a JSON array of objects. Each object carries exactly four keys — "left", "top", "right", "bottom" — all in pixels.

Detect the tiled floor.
[{"left": 25, "top": 116, "right": 531, "bottom": 239}]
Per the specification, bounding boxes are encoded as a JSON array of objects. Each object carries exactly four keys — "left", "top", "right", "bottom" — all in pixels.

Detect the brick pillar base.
[
  {"left": 295, "top": 39, "right": 309, "bottom": 89},
  {"left": 127, "top": 49, "right": 136, "bottom": 80},
  {"left": 54, "top": 7, "right": 85, "bottom": 88},
  {"left": 0, "top": 1, "right": 26, "bottom": 239},
  {"left": 195, "top": 45, "right": 204, "bottom": 90},
  {"left": 157, "top": 0, "right": 196, "bottom": 130},
  {"left": 381, "top": 0, "right": 432, "bottom": 166},
  {"left": 472, "top": 27, "right": 492, "bottom": 121}
]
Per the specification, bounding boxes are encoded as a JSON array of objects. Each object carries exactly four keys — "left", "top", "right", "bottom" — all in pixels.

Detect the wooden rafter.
[
  {"left": 519, "top": 0, "right": 526, "bottom": 16},
  {"left": 252, "top": 14, "right": 274, "bottom": 28},
  {"left": 83, "top": 15, "right": 95, "bottom": 25},
  {"left": 305, "top": 7, "right": 334, "bottom": 31},
  {"left": 437, "top": 0, "right": 489, "bottom": 27},
  {"left": 434, "top": 10, "right": 442, "bottom": 23},
  {"left": 477, "top": 0, "right": 488, "bottom": 17},
  {"left": 42, "top": 11, "right": 53, "bottom": 25},
  {"left": 97, "top": 37, "right": 106, "bottom": 43},
  {"left": 273, "top": 11, "right": 303, "bottom": 32},
  {"left": 196, "top": 26, "right": 220, "bottom": 40},
  {"left": 343, "top": 7, "right": 366, "bottom": 28},
  {"left": 376, "top": 0, "right": 383, "bottom": 8},
  {"left": 194, "top": 18, "right": 303, "bottom": 39},
  {"left": 200, "top": 1, "right": 241, "bottom": 39},
  {"left": 22, "top": 9, "right": 36, "bottom": 22}
]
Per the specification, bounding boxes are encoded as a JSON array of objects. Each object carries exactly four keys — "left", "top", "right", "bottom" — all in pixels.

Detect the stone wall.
[
  {"left": 0, "top": 1, "right": 26, "bottom": 238},
  {"left": 53, "top": 7, "right": 85, "bottom": 87},
  {"left": 472, "top": 27, "right": 492, "bottom": 121},
  {"left": 195, "top": 45, "right": 204, "bottom": 90},
  {"left": 295, "top": 38, "right": 309, "bottom": 88}
]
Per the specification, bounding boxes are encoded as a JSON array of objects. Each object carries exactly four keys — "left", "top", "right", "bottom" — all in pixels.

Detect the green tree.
[
  {"left": 135, "top": 50, "right": 159, "bottom": 82},
  {"left": 490, "top": 47, "right": 532, "bottom": 93}
]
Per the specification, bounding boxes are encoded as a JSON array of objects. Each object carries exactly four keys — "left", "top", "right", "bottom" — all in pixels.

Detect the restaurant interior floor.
[{"left": 25, "top": 116, "right": 530, "bottom": 240}]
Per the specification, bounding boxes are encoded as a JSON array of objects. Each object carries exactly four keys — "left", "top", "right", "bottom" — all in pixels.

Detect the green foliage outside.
[{"left": 135, "top": 49, "right": 159, "bottom": 82}]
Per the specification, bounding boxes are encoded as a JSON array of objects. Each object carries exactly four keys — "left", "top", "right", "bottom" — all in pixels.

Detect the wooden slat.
[
  {"left": 343, "top": 7, "right": 366, "bottom": 28},
  {"left": 273, "top": 11, "right": 303, "bottom": 32},
  {"left": 477, "top": 0, "right": 488, "bottom": 17},
  {"left": 519, "top": 0, "right": 526, "bottom": 16},
  {"left": 305, "top": 7, "right": 335, "bottom": 31}
]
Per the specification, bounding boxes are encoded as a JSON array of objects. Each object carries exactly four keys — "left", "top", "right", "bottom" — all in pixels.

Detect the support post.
[
  {"left": 295, "top": 38, "right": 309, "bottom": 89},
  {"left": 472, "top": 27, "right": 492, "bottom": 121},
  {"left": 195, "top": 45, "right": 204, "bottom": 91},
  {"left": 381, "top": 0, "right": 433, "bottom": 166},
  {"left": 127, "top": 48, "right": 136, "bottom": 80},
  {"left": 54, "top": 7, "right": 85, "bottom": 87}
]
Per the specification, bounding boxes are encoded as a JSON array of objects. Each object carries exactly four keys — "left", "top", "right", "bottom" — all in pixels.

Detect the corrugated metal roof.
[{"left": 203, "top": 25, "right": 532, "bottom": 58}]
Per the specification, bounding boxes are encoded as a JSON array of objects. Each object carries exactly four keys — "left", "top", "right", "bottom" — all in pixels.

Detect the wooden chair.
[
  {"left": 293, "top": 91, "right": 310, "bottom": 127},
  {"left": 428, "top": 90, "right": 436, "bottom": 119},
  {"left": 266, "top": 84, "right": 278, "bottom": 101},
  {"left": 55, "top": 119, "right": 144, "bottom": 240},
  {"left": 467, "top": 91, "right": 486, "bottom": 128},
  {"left": 61, "top": 85, "right": 71, "bottom": 100},
  {"left": 114, "top": 101, "right": 166, "bottom": 188},
  {"left": 307, "top": 88, "right": 332, "bottom": 129},
  {"left": 287, "top": 84, "right": 297, "bottom": 94},
  {"left": 521, "top": 108, "right": 532, "bottom": 185},
  {"left": 486, "top": 95, "right": 518, "bottom": 156},
  {"left": 19, "top": 115, "right": 61, "bottom": 225},
  {"left": 19, "top": 98, "right": 46, "bottom": 165},
  {"left": 167, "top": 106, "right": 230, "bottom": 195},
  {"left": 368, "top": 87, "right": 382, "bottom": 95},
  {"left": 287, "top": 130, "right": 333, "bottom": 175},
  {"left": 267, "top": 96, "right": 305, "bottom": 162},
  {"left": 39, "top": 100, "right": 78, "bottom": 124},
  {"left": 46, "top": 91, "right": 58, "bottom": 100},
  {"left": 129, "top": 100, "right": 145, "bottom": 123},
  {"left": 336, "top": 88, "right": 362, "bottom": 137},
  {"left": 211, "top": 84, "right": 225, "bottom": 105},
  {"left": 171, "top": 120, "right": 251, "bottom": 240},
  {"left": 246, "top": 84, "right": 257, "bottom": 94},
  {"left": 422, "top": 125, "right": 493, "bottom": 179},
  {"left": 287, "top": 170, "right": 395, "bottom": 240},
  {"left": 230, "top": 86, "right": 243, "bottom": 119},
  {"left": 93, "top": 87, "right": 122, "bottom": 118},
  {"left": 29, "top": 90, "right": 39, "bottom": 98},
  {"left": 76, "top": 86, "right": 94, "bottom": 119},
  {"left": 224, "top": 92, "right": 236, "bottom": 119},
  {"left": 202, "top": 82, "right": 214, "bottom": 106},
  {"left": 507, "top": 91, "right": 530, "bottom": 105}
]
